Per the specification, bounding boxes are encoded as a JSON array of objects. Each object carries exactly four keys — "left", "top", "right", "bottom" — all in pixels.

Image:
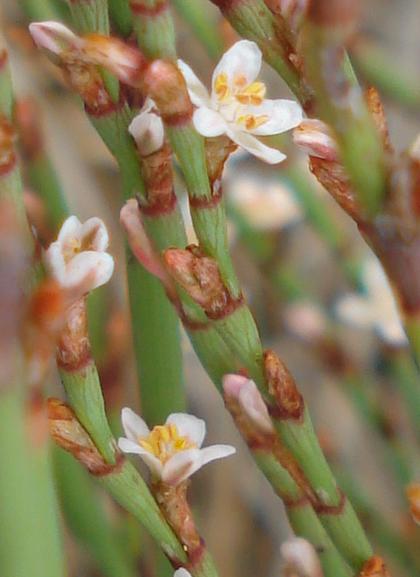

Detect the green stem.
[
  {"left": 108, "top": 0, "right": 133, "bottom": 36},
  {"left": 0, "top": 391, "right": 65, "bottom": 577},
  {"left": 172, "top": 0, "right": 224, "bottom": 60},
  {"left": 130, "top": 0, "right": 177, "bottom": 60},
  {"left": 53, "top": 447, "right": 137, "bottom": 577}
]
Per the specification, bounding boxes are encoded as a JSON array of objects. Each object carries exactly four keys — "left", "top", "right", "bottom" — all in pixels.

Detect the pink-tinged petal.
[
  {"left": 222, "top": 373, "right": 249, "bottom": 399},
  {"left": 177, "top": 60, "right": 210, "bottom": 108},
  {"left": 57, "top": 215, "right": 82, "bottom": 244},
  {"left": 211, "top": 40, "right": 262, "bottom": 94},
  {"left": 44, "top": 241, "right": 66, "bottom": 283},
  {"left": 29, "top": 21, "right": 82, "bottom": 56},
  {"left": 129, "top": 104, "right": 165, "bottom": 156},
  {"left": 239, "top": 380, "right": 273, "bottom": 434},
  {"left": 64, "top": 251, "right": 114, "bottom": 290},
  {"left": 121, "top": 407, "right": 150, "bottom": 441},
  {"left": 293, "top": 119, "right": 338, "bottom": 161},
  {"left": 193, "top": 107, "right": 226, "bottom": 137},
  {"left": 162, "top": 449, "right": 202, "bottom": 485},
  {"left": 80, "top": 217, "right": 109, "bottom": 251},
  {"left": 118, "top": 438, "right": 163, "bottom": 477},
  {"left": 227, "top": 129, "right": 286, "bottom": 164},
  {"left": 199, "top": 444, "right": 236, "bottom": 468},
  {"left": 166, "top": 413, "right": 206, "bottom": 448},
  {"left": 246, "top": 99, "right": 302, "bottom": 136}
]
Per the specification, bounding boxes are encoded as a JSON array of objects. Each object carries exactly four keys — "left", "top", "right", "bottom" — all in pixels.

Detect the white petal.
[
  {"left": 129, "top": 109, "right": 165, "bottom": 156},
  {"left": 227, "top": 129, "right": 286, "bottom": 164},
  {"left": 162, "top": 449, "right": 202, "bottom": 485},
  {"left": 193, "top": 107, "right": 226, "bottom": 137},
  {"left": 64, "top": 251, "right": 114, "bottom": 290},
  {"left": 246, "top": 99, "right": 303, "bottom": 136},
  {"left": 239, "top": 380, "right": 274, "bottom": 434},
  {"left": 212, "top": 40, "right": 262, "bottom": 95},
  {"left": 118, "top": 437, "right": 143, "bottom": 454},
  {"left": 166, "top": 413, "right": 206, "bottom": 448},
  {"left": 118, "top": 438, "right": 163, "bottom": 477},
  {"left": 29, "top": 21, "right": 81, "bottom": 55},
  {"left": 335, "top": 294, "right": 373, "bottom": 329},
  {"left": 174, "top": 570, "right": 192, "bottom": 577},
  {"left": 199, "top": 444, "right": 236, "bottom": 467},
  {"left": 57, "top": 215, "right": 82, "bottom": 244},
  {"left": 177, "top": 60, "right": 211, "bottom": 108},
  {"left": 376, "top": 319, "right": 407, "bottom": 346},
  {"left": 80, "top": 217, "right": 109, "bottom": 251},
  {"left": 44, "top": 241, "right": 66, "bottom": 283},
  {"left": 222, "top": 373, "right": 249, "bottom": 399},
  {"left": 121, "top": 407, "right": 150, "bottom": 441}
]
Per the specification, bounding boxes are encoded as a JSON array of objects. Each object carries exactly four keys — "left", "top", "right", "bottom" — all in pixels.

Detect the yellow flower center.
[
  {"left": 138, "top": 424, "right": 196, "bottom": 464},
  {"left": 237, "top": 114, "right": 269, "bottom": 130},
  {"left": 214, "top": 73, "right": 266, "bottom": 106},
  {"left": 63, "top": 237, "right": 82, "bottom": 262}
]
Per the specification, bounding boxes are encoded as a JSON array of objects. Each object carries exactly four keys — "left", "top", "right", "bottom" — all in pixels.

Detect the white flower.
[
  {"left": 118, "top": 409, "right": 236, "bottom": 485},
  {"left": 281, "top": 537, "right": 323, "bottom": 577},
  {"left": 174, "top": 570, "right": 191, "bottom": 577},
  {"left": 129, "top": 98, "right": 165, "bottom": 156},
  {"left": 223, "top": 374, "right": 274, "bottom": 434},
  {"left": 178, "top": 40, "right": 302, "bottom": 164},
  {"left": 44, "top": 216, "right": 114, "bottom": 293},
  {"left": 228, "top": 176, "right": 302, "bottom": 230},
  {"left": 335, "top": 258, "right": 407, "bottom": 346}
]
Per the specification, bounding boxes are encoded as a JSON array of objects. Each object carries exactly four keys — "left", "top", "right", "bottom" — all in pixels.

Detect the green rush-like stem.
[
  {"left": 0, "top": 391, "right": 65, "bottom": 577},
  {"left": 108, "top": 0, "right": 133, "bottom": 36},
  {"left": 167, "top": 124, "right": 240, "bottom": 295},
  {"left": 60, "top": 360, "right": 117, "bottom": 464},
  {"left": 385, "top": 348, "right": 420, "bottom": 445},
  {"left": 336, "top": 470, "right": 420, "bottom": 576},
  {"left": 301, "top": 21, "right": 386, "bottom": 217},
  {"left": 19, "top": 0, "right": 61, "bottom": 20},
  {"left": 351, "top": 40, "right": 420, "bottom": 111},
  {"left": 53, "top": 447, "right": 137, "bottom": 577},
  {"left": 27, "top": 153, "right": 69, "bottom": 233},
  {"left": 130, "top": 0, "right": 177, "bottom": 60},
  {"left": 88, "top": 101, "right": 187, "bottom": 424},
  {"left": 98, "top": 460, "right": 221, "bottom": 577},
  {"left": 172, "top": 0, "right": 224, "bottom": 60},
  {"left": 185, "top": 324, "right": 351, "bottom": 577}
]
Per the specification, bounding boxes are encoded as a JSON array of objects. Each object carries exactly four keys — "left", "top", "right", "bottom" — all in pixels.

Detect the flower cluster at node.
[
  {"left": 178, "top": 40, "right": 302, "bottom": 164},
  {"left": 118, "top": 409, "right": 235, "bottom": 485}
]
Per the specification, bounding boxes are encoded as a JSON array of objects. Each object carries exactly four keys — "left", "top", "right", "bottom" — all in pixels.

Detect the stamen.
[
  {"left": 214, "top": 72, "right": 230, "bottom": 102},
  {"left": 138, "top": 423, "right": 196, "bottom": 463},
  {"left": 235, "top": 81, "right": 266, "bottom": 106},
  {"left": 237, "top": 114, "right": 269, "bottom": 130}
]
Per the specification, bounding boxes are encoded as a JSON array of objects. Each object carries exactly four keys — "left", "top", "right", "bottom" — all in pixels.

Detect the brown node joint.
[
  {"left": 91, "top": 451, "right": 125, "bottom": 477},
  {"left": 162, "top": 111, "right": 193, "bottom": 127},
  {"left": 84, "top": 90, "right": 126, "bottom": 118},
  {"left": 206, "top": 293, "right": 244, "bottom": 321},
  {"left": 283, "top": 494, "right": 309, "bottom": 509},
  {"left": 140, "top": 190, "right": 177, "bottom": 216},
  {"left": 189, "top": 188, "right": 223, "bottom": 210},
  {"left": 313, "top": 488, "right": 347, "bottom": 515},
  {"left": 129, "top": 0, "right": 168, "bottom": 15},
  {"left": 358, "top": 556, "right": 390, "bottom": 577},
  {"left": 0, "top": 49, "right": 8, "bottom": 70}
]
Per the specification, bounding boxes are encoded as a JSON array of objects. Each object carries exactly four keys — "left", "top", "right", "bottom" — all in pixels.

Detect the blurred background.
[{"left": 0, "top": 1, "right": 419, "bottom": 576}]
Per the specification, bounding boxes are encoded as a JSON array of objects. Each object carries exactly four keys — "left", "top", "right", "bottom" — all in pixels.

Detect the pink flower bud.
[
  {"left": 223, "top": 374, "right": 274, "bottom": 434},
  {"left": 293, "top": 119, "right": 338, "bottom": 161}
]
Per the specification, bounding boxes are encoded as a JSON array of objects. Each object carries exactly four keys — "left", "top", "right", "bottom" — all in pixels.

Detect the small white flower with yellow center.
[
  {"left": 335, "top": 258, "right": 407, "bottom": 346},
  {"left": 129, "top": 98, "right": 165, "bottom": 157},
  {"left": 178, "top": 40, "right": 302, "bottom": 164},
  {"left": 45, "top": 215, "right": 114, "bottom": 293},
  {"left": 118, "top": 409, "right": 236, "bottom": 485}
]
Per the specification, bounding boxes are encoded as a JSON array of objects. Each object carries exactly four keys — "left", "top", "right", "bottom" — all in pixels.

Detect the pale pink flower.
[
  {"left": 223, "top": 374, "right": 274, "bottom": 434},
  {"left": 129, "top": 98, "right": 165, "bottom": 156}
]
